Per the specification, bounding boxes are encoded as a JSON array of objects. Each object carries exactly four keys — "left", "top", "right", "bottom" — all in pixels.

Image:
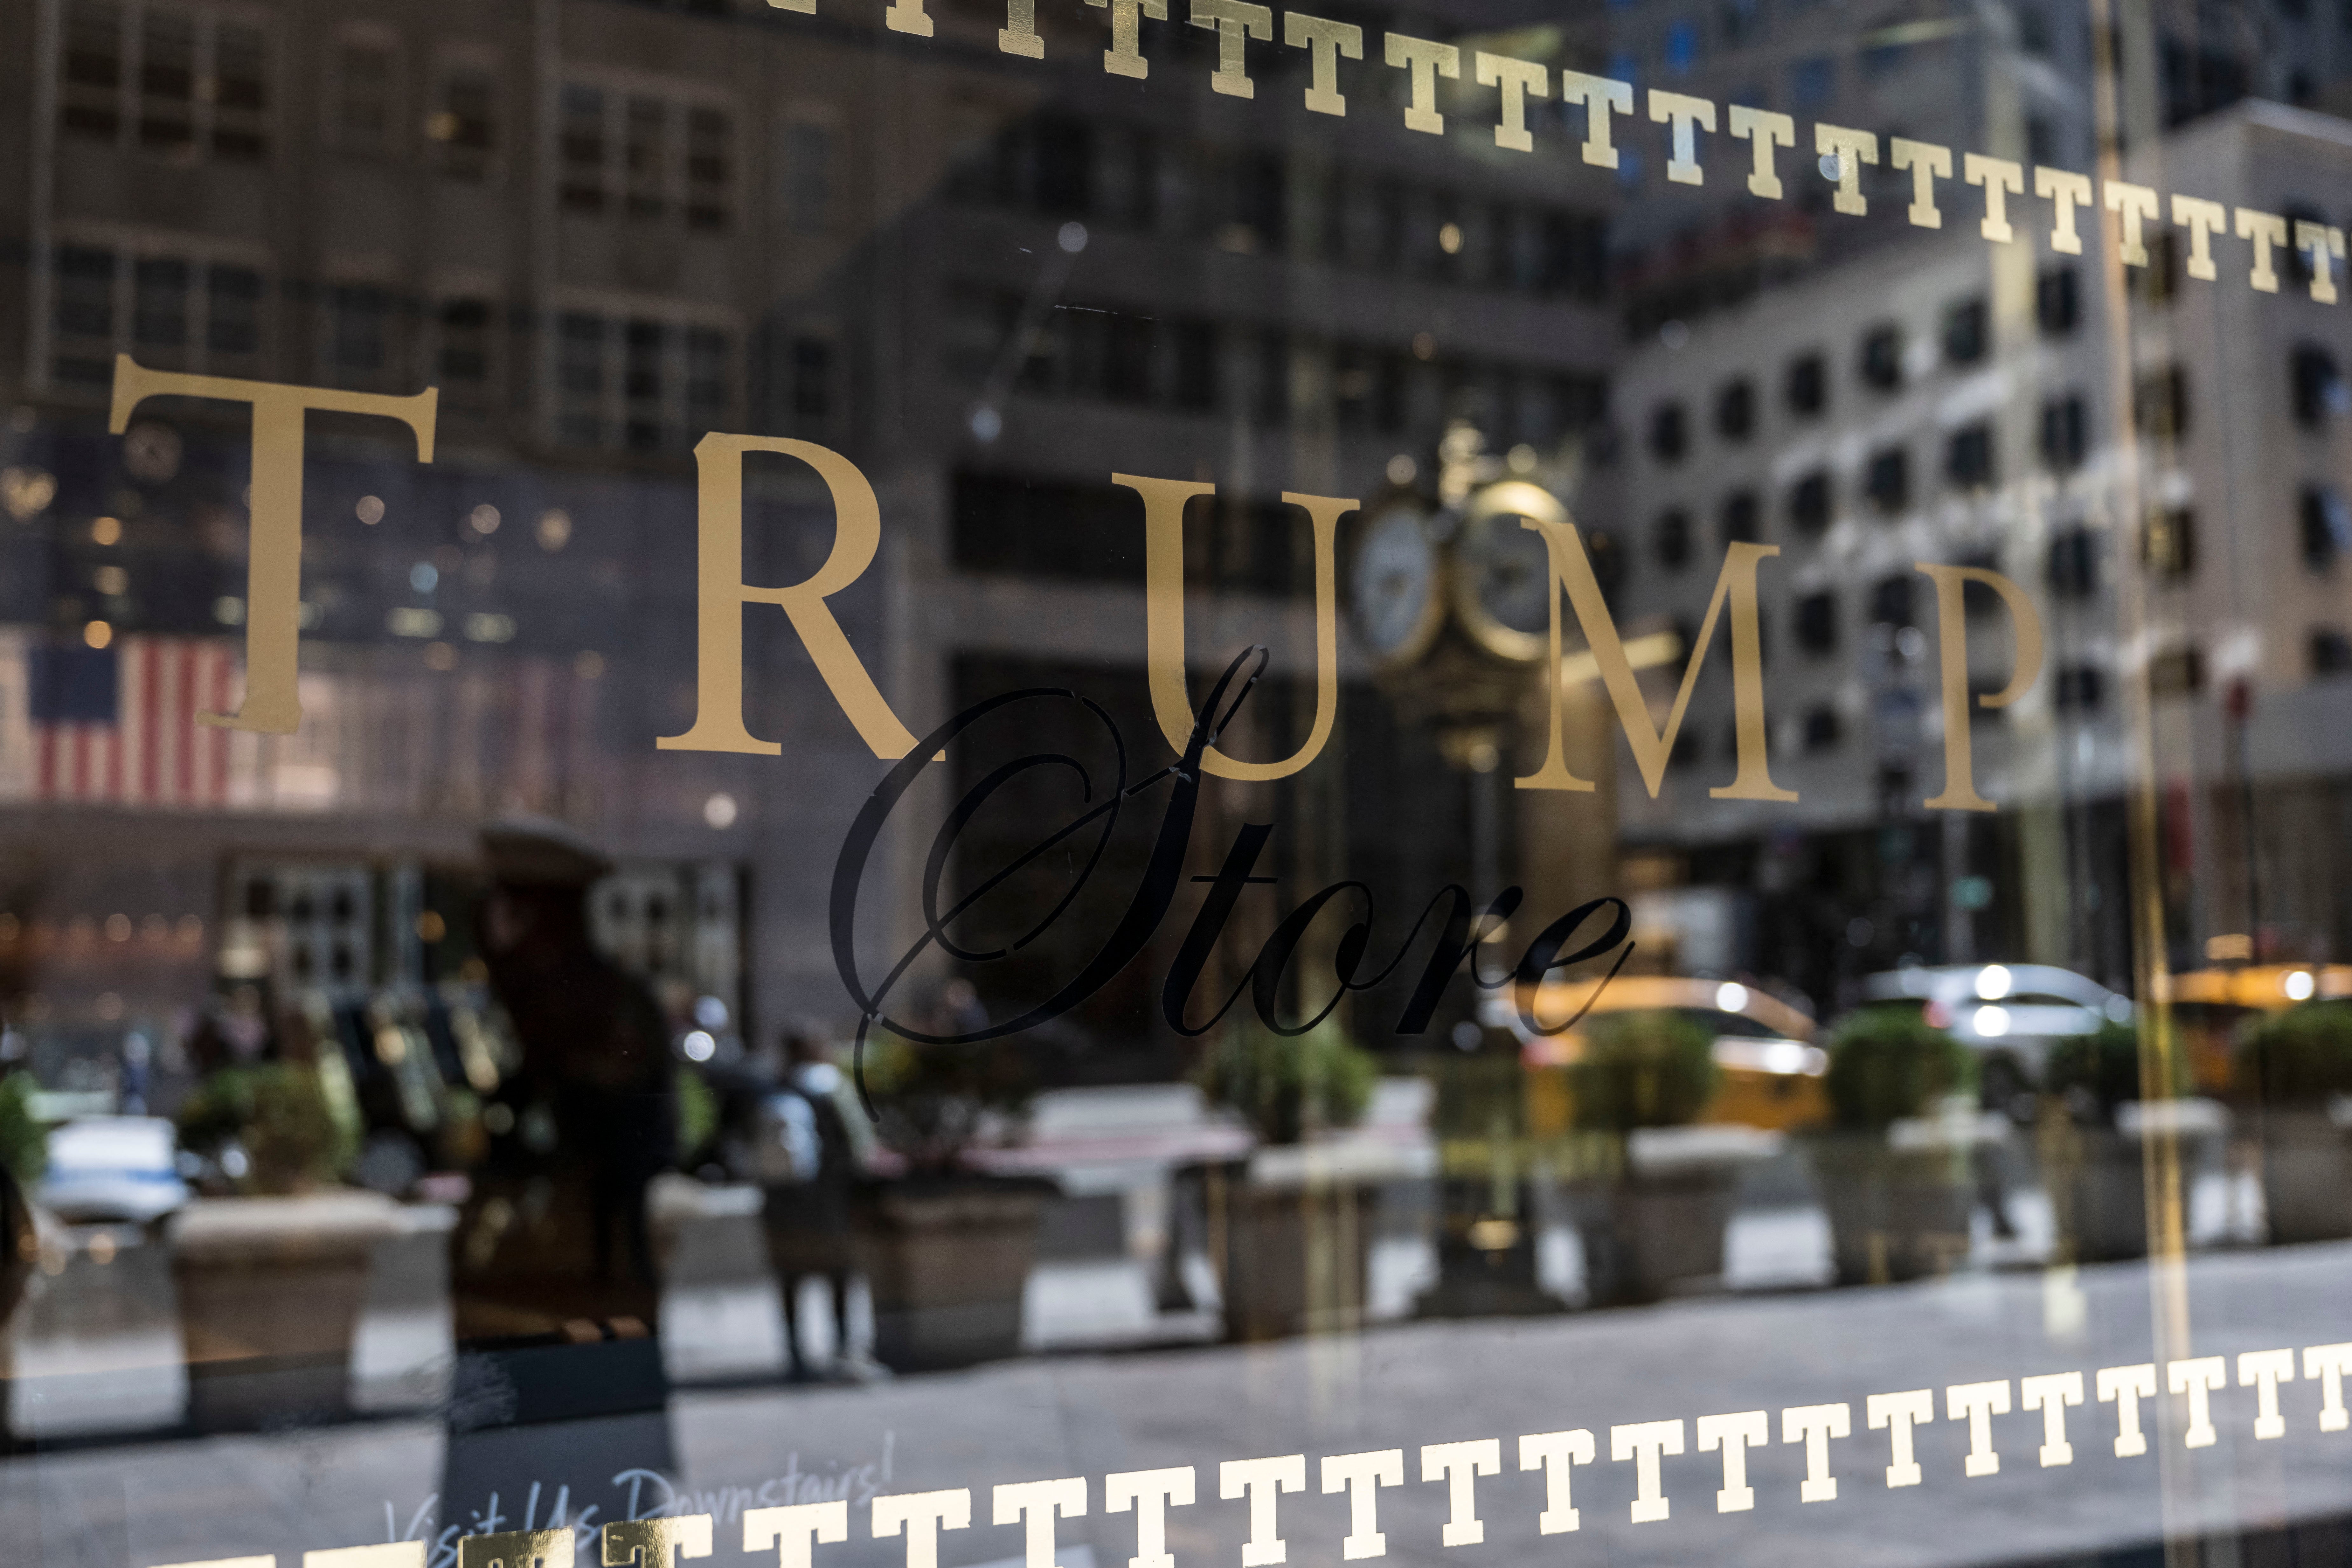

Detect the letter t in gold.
[{"left": 110, "top": 353, "right": 436, "bottom": 733}]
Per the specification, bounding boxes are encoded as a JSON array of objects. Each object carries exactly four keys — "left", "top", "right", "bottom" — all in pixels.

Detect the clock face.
[
  {"left": 1350, "top": 504, "right": 1442, "bottom": 665},
  {"left": 1452, "top": 480, "right": 1571, "bottom": 663}
]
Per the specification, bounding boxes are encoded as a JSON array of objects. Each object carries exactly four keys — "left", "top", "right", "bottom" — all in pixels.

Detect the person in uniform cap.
[
  {"left": 440, "top": 815, "right": 680, "bottom": 1536},
  {"left": 459, "top": 814, "right": 676, "bottom": 1337}
]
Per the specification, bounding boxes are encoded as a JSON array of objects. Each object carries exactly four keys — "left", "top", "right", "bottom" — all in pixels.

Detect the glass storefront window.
[{"left": 4, "top": 2, "right": 2352, "bottom": 1566}]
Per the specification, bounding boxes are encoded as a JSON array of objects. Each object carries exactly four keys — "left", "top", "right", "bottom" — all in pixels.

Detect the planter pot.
[
  {"left": 1806, "top": 1133, "right": 1975, "bottom": 1286},
  {"left": 854, "top": 1176, "right": 1051, "bottom": 1372},
  {"left": 2046, "top": 1100, "right": 2231, "bottom": 1263},
  {"left": 1572, "top": 1126, "right": 1780, "bottom": 1306},
  {"left": 2045, "top": 1126, "right": 2149, "bottom": 1263},
  {"left": 1208, "top": 1154, "right": 1377, "bottom": 1343},
  {"left": 2257, "top": 1109, "right": 2352, "bottom": 1244},
  {"left": 168, "top": 1190, "right": 401, "bottom": 1430}
]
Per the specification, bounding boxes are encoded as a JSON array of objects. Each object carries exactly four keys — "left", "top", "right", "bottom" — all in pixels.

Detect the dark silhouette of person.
[
  {"left": 461, "top": 816, "right": 676, "bottom": 1336},
  {"left": 439, "top": 816, "right": 680, "bottom": 1539},
  {"left": 759, "top": 1029, "right": 859, "bottom": 1379}
]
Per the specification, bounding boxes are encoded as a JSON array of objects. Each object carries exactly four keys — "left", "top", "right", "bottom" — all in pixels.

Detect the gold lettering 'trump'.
[
  {"left": 1115, "top": 473, "right": 1349, "bottom": 782},
  {"left": 1916, "top": 562, "right": 2043, "bottom": 812},
  {"left": 1517, "top": 522, "right": 1795, "bottom": 803},
  {"left": 660, "top": 434, "right": 919, "bottom": 760},
  {"left": 109, "top": 356, "right": 436, "bottom": 734}
]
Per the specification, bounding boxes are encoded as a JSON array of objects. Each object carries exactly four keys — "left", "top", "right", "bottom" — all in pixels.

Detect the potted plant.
[
  {"left": 1565, "top": 1010, "right": 1772, "bottom": 1305},
  {"left": 1807, "top": 1007, "right": 1978, "bottom": 1285},
  {"left": 2040, "top": 1021, "right": 2201, "bottom": 1262},
  {"left": 0, "top": 1071, "right": 45, "bottom": 1327},
  {"left": 2234, "top": 1002, "right": 2352, "bottom": 1243},
  {"left": 1194, "top": 1018, "right": 1379, "bottom": 1341},
  {"left": 854, "top": 1029, "right": 1051, "bottom": 1371},
  {"left": 169, "top": 1063, "right": 398, "bottom": 1428}
]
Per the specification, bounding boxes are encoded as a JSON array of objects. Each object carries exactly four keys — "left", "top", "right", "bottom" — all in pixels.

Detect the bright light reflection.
[{"left": 1975, "top": 964, "right": 2013, "bottom": 1000}]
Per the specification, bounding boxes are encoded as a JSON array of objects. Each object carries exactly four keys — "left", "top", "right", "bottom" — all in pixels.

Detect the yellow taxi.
[
  {"left": 2156, "top": 964, "right": 2352, "bottom": 1094},
  {"left": 1480, "top": 975, "right": 1828, "bottom": 1133}
]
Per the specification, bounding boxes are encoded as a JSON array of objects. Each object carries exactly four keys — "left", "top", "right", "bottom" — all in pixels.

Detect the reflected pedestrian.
[{"left": 758, "top": 1029, "right": 863, "bottom": 1381}]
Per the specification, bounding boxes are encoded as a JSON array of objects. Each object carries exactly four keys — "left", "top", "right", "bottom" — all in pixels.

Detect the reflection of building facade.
[
  {"left": 1605, "top": 101, "right": 2352, "bottom": 1001},
  {"left": 0, "top": 0, "right": 1622, "bottom": 1066}
]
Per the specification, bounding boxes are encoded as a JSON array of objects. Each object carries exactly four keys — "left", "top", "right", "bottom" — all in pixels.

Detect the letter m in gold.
[{"left": 1516, "top": 521, "right": 1795, "bottom": 802}]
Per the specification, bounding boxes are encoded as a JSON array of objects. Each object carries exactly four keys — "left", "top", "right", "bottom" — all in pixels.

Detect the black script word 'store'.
[{"left": 828, "top": 648, "right": 1634, "bottom": 1117}]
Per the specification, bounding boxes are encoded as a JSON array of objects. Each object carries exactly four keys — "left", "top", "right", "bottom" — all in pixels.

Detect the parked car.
[
  {"left": 1862, "top": 964, "right": 2133, "bottom": 1116},
  {"left": 1485, "top": 975, "right": 1828, "bottom": 1131},
  {"left": 39, "top": 1116, "right": 191, "bottom": 1224}
]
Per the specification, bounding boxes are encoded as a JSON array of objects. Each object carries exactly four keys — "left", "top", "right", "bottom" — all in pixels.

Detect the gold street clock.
[{"left": 1450, "top": 479, "right": 1571, "bottom": 665}]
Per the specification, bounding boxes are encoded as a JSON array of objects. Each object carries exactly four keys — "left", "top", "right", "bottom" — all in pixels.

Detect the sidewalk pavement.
[{"left": 8, "top": 1234, "right": 2348, "bottom": 1568}]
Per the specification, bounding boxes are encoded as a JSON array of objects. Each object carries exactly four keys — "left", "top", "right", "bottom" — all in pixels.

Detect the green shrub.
[
  {"left": 1822, "top": 1005, "right": 1975, "bottom": 1133},
  {"left": 176, "top": 1063, "right": 354, "bottom": 1193},
  {"left": 0, "top": 1072, "right": 47, "bottom": 1189},
  {"left": 1196, "top": 1018, "right": 1377, "bottom": 1146},
  {"left": 862, "top": 1029, "right": 1042, "bottom": 1173},
  {"left": 2234, "top": 1002, "right": 2352, "bottom": 1107},
  {"left": 1570, "top": 1010, "right": 1718, "bottom": 1131},
  {"left": 2046, "top": 1020, "right": 2185, "bottom": 1123}
]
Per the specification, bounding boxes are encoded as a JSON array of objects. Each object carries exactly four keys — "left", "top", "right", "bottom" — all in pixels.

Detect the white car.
[
  {"left": 38, "top": 1116, "right": 191, "bottom": 1224},
  {"left": 1862, "top": 964, "right": 2134, "bottom": 1114}
]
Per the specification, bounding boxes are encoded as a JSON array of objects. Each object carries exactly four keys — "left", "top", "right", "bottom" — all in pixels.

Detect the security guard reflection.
[{"left": 460, "top": 815, "right": 676, "bottom": 1339}]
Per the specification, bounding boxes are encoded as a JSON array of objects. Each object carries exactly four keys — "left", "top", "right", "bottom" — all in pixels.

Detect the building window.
[
  {"left": 430, "top": 63, "right": 497, "bottom": 181},
  {"left": 553, "top": 309, "right": 732, "bottom": 451},
  {"left": 785, "top": 121, "right": 834, "bottom": 234},
  {"left": 687, "top": 326, "right": 729, "bottom": 434},
  {"left": 558, "top": 313, "right": 605, "bottom": 447},
  {"left": 2136, "top": 231, "right": 2182, "bottom": 303},
  {"left": 1655, "top": 507, "right": 1692, "bottom": 570},
  {"left": 2134, "top": 364, "right": 2191, "bottom": 441},
  {"left": 559, "top": 80, "right": 732, "bottom": 231},
  {"left": 2055, "top": 663, "right": 2106, "bottom": 711},
  {"left": 2148, "top": 644, "right": 2204, "bottom": 697},
  {"left": 1794, "top": 591, "right": 1838, "bottom": 655},
  {"left": 1785, "top": 350, "right": 1827, "bottom": 416},
  {"left": 2291, "top": 342, "right": 2343, "bottom": 427},
  {"left": 1172, "top": 322, "right": 1219, "bottom": 412},
  {"left": 1802, "top": 706, "right": 1843, "bottom": 752},
  {"left": 2036, "top": 266, "right": 2080, "bottom": 335},
  {"left": 60, "top": 1, "right": 269, "bottom": 163},
  {"left": 335, "top": 35, "right": 396, "bottom": 156},
  {"left": 1714, "top": 377, "right": 1755, "bottom": 441},
  {"left": 1648, "top": 400, "right": 1688, "bottom": 463},
  {"left": 437, "top": 298, "right": 493, "bottom": 390},
  {"left": 559, "top": 85, "right": 607, "bottom": 212},
  {"left": 1869, "top": 573, "right": 1915, "bottom": 628},
  {"left": 328, "top": 285, "right": 391, "bottom": 379},
  {"left": 1864, "top": 445, "right": 1910, "bottom": 513},
  {"left": 52, "top": 245, "right": 264, "bottom": 385},
  {"left": 52, "top": 244, "right": 118, "bottom": 385},
  {"left": 2047, "top": 526, "right": 2098, "bottom": 598},
  {"left": 1788, "top": 468, "right": 1831, "bottom": 533},
  {"left": 791, "top": 336, "right": 831, "bottom": 425},
  {"left": 2144, "top": 506, "right": 2196, "bottom": 579},
  {"left": 1720, "top": 489, "right": 1761, "bottom": 545},
  {"left": 2040, "top": 394, "right": 2088, "bottom": 471},
  {"left": 207, "top": 264, "right": 262, "bottom": 357},
  {"left": 1858, "top": 324, "right": 1903, "bottom": 392},
  {"left": 686, "top": 108, "right": 732, "bottom": 231},
  {"left": 1945, "top": 421, "right": 1996, "bottom": 489},
  {"left": 2301, "top": 483, "right": 2350, "bottom": 569},
  {"left": 1942, "top": 297, "right": 1988, "bottom": 365},
  {"left": 2312, "top": 629, "right": 2352, "bottom": 677}
]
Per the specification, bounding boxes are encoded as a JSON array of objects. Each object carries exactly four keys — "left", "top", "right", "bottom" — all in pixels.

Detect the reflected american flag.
[{"left": 20, "top": 635, "right": 238, "bottom": 807}]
